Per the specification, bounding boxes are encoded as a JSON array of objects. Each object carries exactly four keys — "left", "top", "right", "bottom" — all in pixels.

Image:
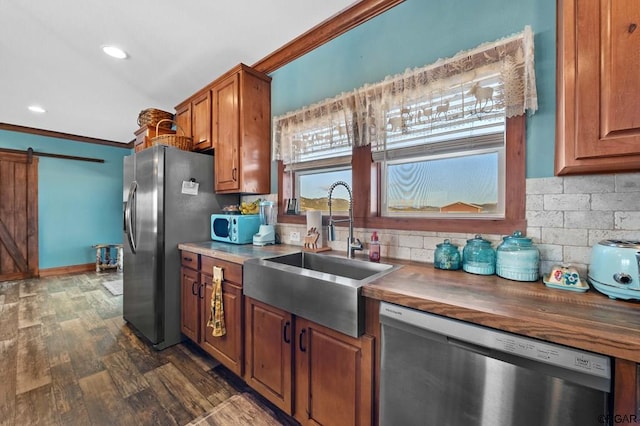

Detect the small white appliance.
[{"left": 253, "top": 200, "right": 276, "bottom": 246}]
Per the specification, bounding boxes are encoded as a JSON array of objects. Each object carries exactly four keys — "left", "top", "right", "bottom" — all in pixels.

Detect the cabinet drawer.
[
  {"left": 181, "top": 250, "right": 199, "bottom": 270},
  {"left": 201, "top": 255, "right": 242, "bottom": 285}
]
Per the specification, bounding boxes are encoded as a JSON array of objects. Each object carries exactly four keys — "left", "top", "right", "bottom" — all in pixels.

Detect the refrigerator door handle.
[{"left": 125, "top": 181, "right": 138, "bottom": 253}]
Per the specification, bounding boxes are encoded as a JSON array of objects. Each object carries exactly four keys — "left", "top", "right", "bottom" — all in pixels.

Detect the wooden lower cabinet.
[
  {"left": 180, "top": 265, "right": 200, "bottom": 343},
  {"left": 180, "top": 251, "right": 244, "bottom": 376},
  {"left": 244, "top": 297, "right": 373, "bottom": 426},
  {"left": 244, "top": 297, "right": 293, "bottom": 413},
  {"left": 614, "top": 359, "right": 640, "bottom": 423},
  {"left": 201, "top": 274, "right": 243, "bottom": 375},
  {"left": 294, "top": 318, "right": 373, "bottom": 426}
]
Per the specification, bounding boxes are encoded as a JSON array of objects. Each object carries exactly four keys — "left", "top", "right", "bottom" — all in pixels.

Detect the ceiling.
[{"left": 0, "top": 0, "right": 356, "bottom": 144}]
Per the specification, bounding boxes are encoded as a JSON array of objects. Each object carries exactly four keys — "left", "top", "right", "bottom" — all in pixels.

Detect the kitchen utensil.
[{"left": 496, "top": 231, "right": 540, "bottom": 281}]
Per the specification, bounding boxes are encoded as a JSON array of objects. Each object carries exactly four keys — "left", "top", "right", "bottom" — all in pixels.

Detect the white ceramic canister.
[{"left": 496, "top": 231, "right": 540, "bottom": 281}]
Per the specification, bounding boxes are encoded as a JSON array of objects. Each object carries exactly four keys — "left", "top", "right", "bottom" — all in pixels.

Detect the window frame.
[{"left": 277, "top": 115, "right": 526, "bottom": 235}]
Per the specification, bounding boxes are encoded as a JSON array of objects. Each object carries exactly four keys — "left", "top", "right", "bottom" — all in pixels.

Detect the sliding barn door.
[{"left": 0, "top": 151, "right": 38, "bottom": 280}]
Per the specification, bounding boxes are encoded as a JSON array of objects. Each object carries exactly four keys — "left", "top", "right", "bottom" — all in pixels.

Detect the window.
[
  {"left": 383, "top": 148, "right": 503, "bottom": 218},
  {"left": 374, "top": 72, "right": 507, "bottom": 219},
  {"left": 297, "top": 167, "right": 352, "bottom": 213},
  {"left": 274, "top": 27, "right": 537, "bottom": 234}
]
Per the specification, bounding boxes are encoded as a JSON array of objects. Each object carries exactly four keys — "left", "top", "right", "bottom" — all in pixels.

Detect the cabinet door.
[
  {"left": 174, "top": 102, "right": 192, "bottom": 140},
  {"left": 200, "top": 276, "right": 243, "bottom": 376},
  {"left": 212, "top": 73, "right": 240, "bottom": 192},
  {"left": 244, "top": 297, "right": 293, "bottom": 414},
  {"left": 294, "top": 318, "right": 373, "bottom": 426},
  {"left": 192, "top": 90, "right": 212, "bottom": 151},
  {"left": 180, "top": 266, "right": 200, "bottom": 342},
  {"left": 556, "top": 0, "right": 640, "bottom": 174}
]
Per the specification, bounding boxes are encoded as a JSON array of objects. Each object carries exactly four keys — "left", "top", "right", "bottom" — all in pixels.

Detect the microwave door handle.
[
  {"left": 125, "top": 181, "right": 137, "bottom": 253},
  {"left": 228, "top": 219, "right": 232, "bottom": 238}
]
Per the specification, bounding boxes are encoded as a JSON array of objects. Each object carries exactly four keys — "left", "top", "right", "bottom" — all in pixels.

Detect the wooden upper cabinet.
[
  {"left": 174, "top": 102, "right": 192, "bottom": 145},
  {"left": 556, "top": 0, "right": 640, "bottom": 175},
  {"left": 212, "top": 64, "right": 271, "bottom": 194},
  {"left": 174, "top": 63, "right": 271, "bottom": 193},
  {"left": 212, "top": 72, "right": 240, "bottom": 192},
  {"left": 174, "top": 89, "right": 211, "bottom": 153},
  {"left": 192, "top": 90, "right": 213, "bottom": 151}
]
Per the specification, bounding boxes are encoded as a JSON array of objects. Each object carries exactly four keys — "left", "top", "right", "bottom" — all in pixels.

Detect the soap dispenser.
[{"left": 369, "top": 232, "right": 381, "bottom": 262}]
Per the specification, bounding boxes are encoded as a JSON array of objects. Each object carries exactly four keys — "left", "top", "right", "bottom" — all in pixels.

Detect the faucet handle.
[
  {"left": 351, "top": 238, "right": 363, "bottom": 250},
  {"left": 327, "top": 221, "right": 336, "bottom": 242}
]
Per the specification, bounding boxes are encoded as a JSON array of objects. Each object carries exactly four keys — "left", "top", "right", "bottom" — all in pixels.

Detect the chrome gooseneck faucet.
[{"left": 327, "top": 181, "right": 363, "bottom": 259}]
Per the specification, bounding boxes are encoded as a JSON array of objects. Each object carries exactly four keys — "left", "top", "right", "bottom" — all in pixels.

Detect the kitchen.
[{"left": 1, "top": 0, "right": 640, "bottom": 425}]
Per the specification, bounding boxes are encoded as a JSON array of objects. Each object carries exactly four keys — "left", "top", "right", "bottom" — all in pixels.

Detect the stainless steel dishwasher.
[{"left": 379, "top": 302, "right": 612, "bottom": 426}]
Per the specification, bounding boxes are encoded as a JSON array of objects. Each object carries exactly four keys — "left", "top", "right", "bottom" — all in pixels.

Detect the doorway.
[{"left": 0, "top": 151, "right": 38, "bottom": 281}]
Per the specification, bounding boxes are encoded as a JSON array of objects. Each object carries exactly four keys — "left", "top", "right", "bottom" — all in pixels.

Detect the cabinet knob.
[{"left": 630, "top": 23, "right": 637, "bottom": 34}]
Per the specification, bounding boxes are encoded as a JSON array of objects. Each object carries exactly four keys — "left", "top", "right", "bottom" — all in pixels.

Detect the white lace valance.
[{"left": 273, "top": 26, "right": 537, "bottom": 165}]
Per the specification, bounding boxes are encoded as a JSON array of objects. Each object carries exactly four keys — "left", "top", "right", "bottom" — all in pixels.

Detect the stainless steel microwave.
[{"left": 210, "top": 214, "right": 261, "bottom": 244}]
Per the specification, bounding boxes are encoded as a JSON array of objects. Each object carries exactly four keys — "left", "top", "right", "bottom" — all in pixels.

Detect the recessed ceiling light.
[
  {"left": 28, "top": 105, "right": 46, "bottom": 113},
  {"left": 102, "top": 45, "right": 128, "bottom": 59}
]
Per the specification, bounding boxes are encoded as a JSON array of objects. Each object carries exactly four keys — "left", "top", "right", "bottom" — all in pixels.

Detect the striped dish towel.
[{"left": 207, "top": 266, "right": 226, "bottom": 337}]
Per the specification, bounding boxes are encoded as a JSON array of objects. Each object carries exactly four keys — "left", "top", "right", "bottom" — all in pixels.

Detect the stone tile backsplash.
[{"left": 268, "top": 172, "right": 640, "bottom": 278}]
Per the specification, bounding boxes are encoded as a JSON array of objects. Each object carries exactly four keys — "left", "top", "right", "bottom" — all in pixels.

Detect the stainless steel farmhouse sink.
[{"left": 243, "top": 252, "right": 401, "bottom": 337}]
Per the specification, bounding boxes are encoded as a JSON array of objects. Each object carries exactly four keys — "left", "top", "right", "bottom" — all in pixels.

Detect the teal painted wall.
[
  {"left": 1, "top": 0, "right": 556, "bottom": 268},
  {"left": 0, "top": 130, "right": 129, "bottom": 269},
  {"left": 271, "top": 0, "right": 556, "bottom": 179}
]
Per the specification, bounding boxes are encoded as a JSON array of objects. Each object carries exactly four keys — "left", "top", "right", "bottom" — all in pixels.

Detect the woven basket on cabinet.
[
  {"left": 137, "top": 108, "right": 174, "bottom": 129},
  {"left": 151, "top": 119, "right": 193, "bottom": 151}
]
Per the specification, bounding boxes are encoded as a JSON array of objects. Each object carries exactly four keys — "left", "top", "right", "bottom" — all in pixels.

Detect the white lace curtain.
[{"left": 273, "top": 26, "right": 537, "bottom": 165}]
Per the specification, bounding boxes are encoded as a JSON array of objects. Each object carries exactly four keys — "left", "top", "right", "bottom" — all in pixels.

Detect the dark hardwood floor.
[{"left": 0, "top": 272, "right": 295, "bottom": 426}]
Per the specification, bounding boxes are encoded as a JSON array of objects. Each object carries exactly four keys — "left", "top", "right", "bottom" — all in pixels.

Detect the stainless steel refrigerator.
[{"left": 122, "top": 145, "right": 238, "bottom": 350}]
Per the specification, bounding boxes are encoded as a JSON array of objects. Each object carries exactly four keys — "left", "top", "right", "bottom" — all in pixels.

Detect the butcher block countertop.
[
  {"left": 178, "top": 242, "right": 640, "bottom": 363},
  {"left": 363, "top": 259, "right": 640, "bottom": 363}
]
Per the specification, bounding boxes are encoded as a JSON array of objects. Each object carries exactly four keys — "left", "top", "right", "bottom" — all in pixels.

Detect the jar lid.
[
  {"left": 501, "top": 230, "right": 533, "bottom": 246},
  {"left": 437, "top": 238, "right": 458, "bottom": 248},
  {"left": 466, "top": 234, "right": 492, "bottom": 245}
]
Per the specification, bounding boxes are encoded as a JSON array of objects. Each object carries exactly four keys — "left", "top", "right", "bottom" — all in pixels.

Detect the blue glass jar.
[
  {"left": 434, "top": 239, "right": 461, "bottom": 270},
  {"left": 496, "top": 231, "right": 540, "bottom": 281},
  {"left": 462, "top": 235, "right": 496, "bottom": 275}
]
